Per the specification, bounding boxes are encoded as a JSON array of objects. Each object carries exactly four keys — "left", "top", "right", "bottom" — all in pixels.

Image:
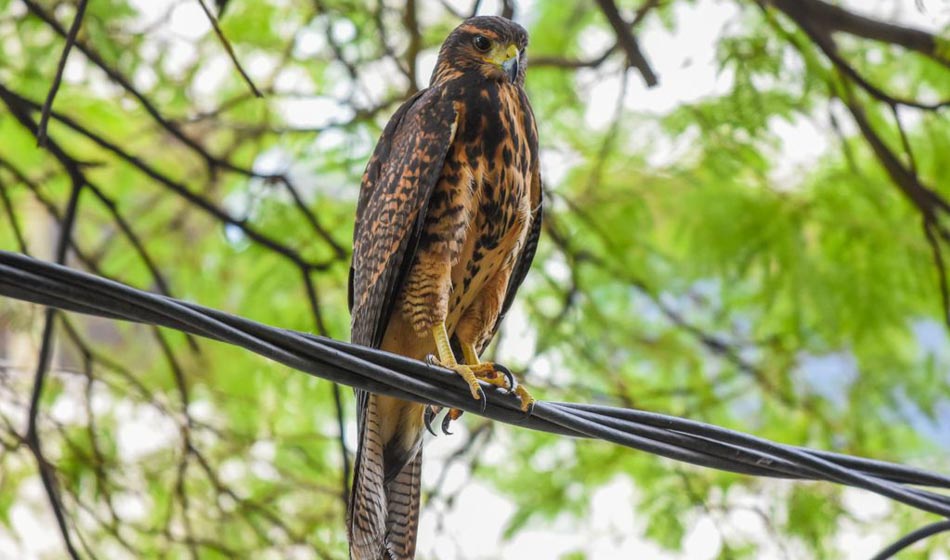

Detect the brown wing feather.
[
  {"left": 349, "top": 87, "right": 458, "bottom": 350},
  {"left": 347, "top": 87, "right": 457, "bottom": 560},
  {"left": 347, "top": 89, "right": 422, "bottom": 318},
  {"left": 348, "top": 86, "right": 458, "bottom": 436}
]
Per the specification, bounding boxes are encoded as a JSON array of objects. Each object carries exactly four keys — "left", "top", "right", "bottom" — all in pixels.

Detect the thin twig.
[
  {"left": 923, "top": 221, "right": 950, "bottom": 329},
  {"left": 764, "top": 0, "right": 950, "bottom": 111},
  {"left": 36, "top": 0, "right": 88, "bottom": 148},
  {"left": 195, "top": 0, "right": 263, "bottom": 98}
]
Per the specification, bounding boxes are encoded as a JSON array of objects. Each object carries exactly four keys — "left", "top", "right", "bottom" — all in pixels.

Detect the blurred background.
[{"left": 1, "top": 0, "right": 949, "bottom": 558}]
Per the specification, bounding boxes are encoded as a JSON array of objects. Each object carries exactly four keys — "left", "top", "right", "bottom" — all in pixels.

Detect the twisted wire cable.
[{"left": 1, "top": 250, "right": 948, "bottom": 558}]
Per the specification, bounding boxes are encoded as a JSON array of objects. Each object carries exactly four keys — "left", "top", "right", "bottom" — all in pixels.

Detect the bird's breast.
[{"left": 446, "top": 88, "right": 533, "bottom": 325}]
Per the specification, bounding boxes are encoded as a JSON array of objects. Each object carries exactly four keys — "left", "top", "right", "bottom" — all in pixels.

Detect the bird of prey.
[{"left": 347, "top": 15, "right": 542, "bottom": 560}]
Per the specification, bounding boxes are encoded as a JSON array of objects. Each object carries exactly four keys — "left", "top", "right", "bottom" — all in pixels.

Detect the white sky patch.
[
  {"left": 169, "top": 2, "right": 212, "bottom": 40},
  {"left": 113, "top": 492, "right": 150, "bottom": 523},
  {"left": 5, "top": 477, "right": 62, "bottom": 560},
  {"left": 275, "top": 96, "right": 355, "bottom": 129},
  {"left": 845, "top": 0, "right": 950, "bottom": 30},
  {"left": 219, "top": 457, "right": 249, "bottom": 487},
  {"left": 49, "top": 386, "right": 87, "bottom": 425},
  {"left": 187, "top": 398, "right": 216, "bottom": 422},
  {"left": 630, "top": 120, "right": 700, "bottom": 169},
  {"left": 162, "top": 41, "right": 199, "bottom": 79},
  {"left": 127, "top": 0, "right": 171, "bottom": 31},
  {"left": 630, "top": 0, "right": 738, "bottom": 113},
  {"left": 274, "top": 66, "right": 315, "bottom": 93},
  {"left": 768, "top": 114, "right": 833, "bottom": 189},
  {"left": 577, "top": 0, "right": 738, "bottom": 126},
  {"left": 63, "top": 53, "right": 86, "bottom": 84},
  {"left": 495, "top": 300, "right": 538, "bottom": 366},
  {"left": 252, "top": 146, "right": 294, "bottom": 175},
  {"left": 191, "top": 53, "right": 231, "bottom": 101},
  {"left": 416, "top": 48, "right": 440, "bottom": 91},
  {"left": 246, "top": 52, "right": 281, "bottom": 82},
  {"left": 359, "top": 58, "right": 411, "bottom": 104},
  {"left": 294, "top": 25, "right": 328, "bottom": 59},
  {"left": 419, "top": 481, "right": 516, "bottom": 559},
  {"left": 115, "top": 402, "right": 179, "bottom": 462},
  {"left": 132, "top": 64, "right": 159, "bottom": 91},
  {"left": 538, "top": 146, "right": 583, "bottom": 186}
]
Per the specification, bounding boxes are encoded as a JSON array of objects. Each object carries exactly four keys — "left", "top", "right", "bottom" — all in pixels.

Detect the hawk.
[{"left": 347, "top": 16, "right": 542, "bottom": 560}]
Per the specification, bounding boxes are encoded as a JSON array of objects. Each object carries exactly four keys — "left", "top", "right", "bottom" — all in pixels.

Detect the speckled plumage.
[{"left": 347, "top": 16, "right": 542, "bottom": 560}]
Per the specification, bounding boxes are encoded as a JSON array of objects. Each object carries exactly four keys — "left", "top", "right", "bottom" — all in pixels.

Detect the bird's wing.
[
  {"left": 347, "top": 88, "right": 457, "bottom": 559},
  {"left": 348, "top": 86, "right": 458, "bottom": 418},
  {"left": 349, "top": 86, "right": 459, "bottom": 349}
]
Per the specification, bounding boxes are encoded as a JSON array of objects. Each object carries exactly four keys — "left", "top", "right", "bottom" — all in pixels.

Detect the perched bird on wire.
[{"left": 347, "top": 15, "right": 542, "bottom": 560}]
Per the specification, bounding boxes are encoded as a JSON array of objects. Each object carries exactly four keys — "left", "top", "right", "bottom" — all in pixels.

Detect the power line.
[{"left": 2, "top": 250, "right": 949, "bottom": 551}]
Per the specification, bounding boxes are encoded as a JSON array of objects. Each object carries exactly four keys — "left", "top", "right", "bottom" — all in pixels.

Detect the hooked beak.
[
  {"left": 502, "top": 56, "right": 520, "bottom": 83},
  {"left": 490, "top": 43, "right": 520, "bottom": 83}
]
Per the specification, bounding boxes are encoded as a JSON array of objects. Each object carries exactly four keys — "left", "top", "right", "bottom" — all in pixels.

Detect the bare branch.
[
  {"left": 593, "top": 0, "right": 658, "bottom": 86},
  {"left": 761, "top": 0, "right": 950, "bottom": 111},
  {"left": 765, "top": 0, "right": 950, "bottom": 68},
  {"left": 36, "top": 0, "right": 88, "bottom": 148},
  {"left": 195, "top": 0, "right": 264, "bottom": 98}
]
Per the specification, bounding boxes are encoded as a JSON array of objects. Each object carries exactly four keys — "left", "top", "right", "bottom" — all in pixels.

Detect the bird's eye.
[{"left": 473, "top": 35, "right": 491, "bottom": 52}]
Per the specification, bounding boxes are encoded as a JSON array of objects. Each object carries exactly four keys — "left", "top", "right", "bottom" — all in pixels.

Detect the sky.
[{"left": 2, "top": 0, "right": 950, "bottom": 558}]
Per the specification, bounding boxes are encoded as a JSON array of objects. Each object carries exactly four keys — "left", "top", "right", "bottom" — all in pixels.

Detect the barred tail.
[
  {"left": 348, "top": 393, "right": 423, "bottom": 560},
  {"left": 349, "top": 394, "right": 388, "bottom": 559},
  {"left": 384, "top": 447, "right": 422, "bottom": 559}
]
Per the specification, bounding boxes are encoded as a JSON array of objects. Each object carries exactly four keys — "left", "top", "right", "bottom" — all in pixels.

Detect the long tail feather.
[
  {"left": 349, "top": 393, "right": 424, "bottom": 560},
  {"left": 384, "top": 447, "right": 423, "bottom": 559},
  {"left": 349, "top": 394, "right": 388, "bottom": 559}
]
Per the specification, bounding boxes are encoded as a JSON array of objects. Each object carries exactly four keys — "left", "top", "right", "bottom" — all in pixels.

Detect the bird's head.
[{"left": 431, "top": 16, "right": 528, "bottom": 87}]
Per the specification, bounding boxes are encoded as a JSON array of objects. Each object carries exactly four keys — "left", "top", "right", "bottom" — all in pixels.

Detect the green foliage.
[{"left": 0, "top": 0, "right": 948, "bottom": 558}]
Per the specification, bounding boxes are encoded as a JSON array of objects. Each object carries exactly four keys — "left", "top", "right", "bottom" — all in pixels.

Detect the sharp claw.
[
  {"left": 494, "top": 363, "right": 515, "bottom": 392},
  {"left": 424, "top": 406, "right": 438, "bottom": 436},
  {"left": 441, "top": 412, "right": 455, "bottom": 435},
  {"left": 425, "top": 354, "right": 438, "bottom": 367},
  {"left": 477, "top": 386, "right": 487, "bottom": 413}
]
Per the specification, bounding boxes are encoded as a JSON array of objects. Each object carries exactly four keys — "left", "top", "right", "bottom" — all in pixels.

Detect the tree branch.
[
  {"left": 593, "top": 0, "right": 658, "bottom": 86},
  {"left": 195, "top": 0, "right": 263, "bottom": 98},
  {"left": 36, "top": 0, "right": 88, "bottom": 148},
  {"left": 765, "top": 0, "right": 950, "bottom": 68}
]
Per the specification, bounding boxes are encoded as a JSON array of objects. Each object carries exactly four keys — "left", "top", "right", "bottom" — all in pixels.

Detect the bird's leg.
[
  {"left": 431, "top": 322, "right": 484, "bottom": 401},
  {"left": 433, "top": 340, "right": 534, "bottom": 434},
  {"left": 425, "top": 323, "right": 535, "bottom": 434},
  {"left": 425, "top": 322, "right": 484, "bottom": 435}
]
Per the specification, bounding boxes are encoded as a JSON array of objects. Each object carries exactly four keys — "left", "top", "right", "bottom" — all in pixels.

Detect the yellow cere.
[{"left": 487, "top": 43, "right": 518, "bottom": 65}]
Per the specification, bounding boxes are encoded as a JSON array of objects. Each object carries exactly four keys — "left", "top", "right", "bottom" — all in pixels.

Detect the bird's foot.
[
  {"left": 423, "top": 360, "right": 533, "bottom": 435},
  {"left": 469, "top": 362, "right": 516, "bottom": 391},
  {"left": 512, "top": 384, "right": 535, "bottom": 414},
  {"left": 467, "top": 362, "right": 534, "bottom": 412},
  {"left": 426, "top": 358, "right": 487, "bottom": 405}
]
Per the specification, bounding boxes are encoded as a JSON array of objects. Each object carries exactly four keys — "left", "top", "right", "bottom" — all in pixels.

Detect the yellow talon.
[
  {"left": 463, "top": 343, "right": 533, "bottom": 410},
  {"left": 513, "top": 385, "right": 535, "bottom": 412},
  {"left": 429, "top": 324, "right": 535, "bottom": 432}
]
